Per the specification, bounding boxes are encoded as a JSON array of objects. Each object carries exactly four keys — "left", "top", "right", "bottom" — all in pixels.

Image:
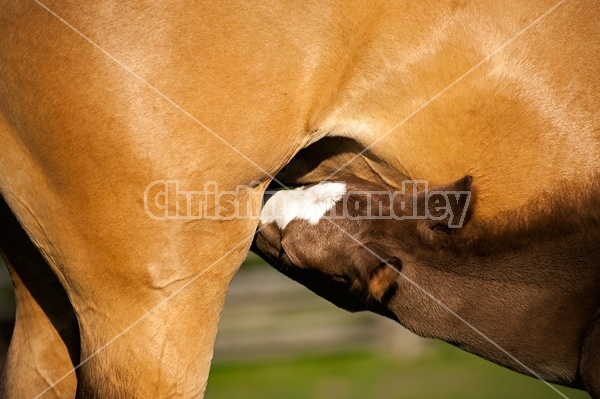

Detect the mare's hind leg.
[
  {"left": 580, "top": 311, "right": 600, "bottom": 399},
  {"left": 0, "top": 197, "right": 79, "bottom": 399}
]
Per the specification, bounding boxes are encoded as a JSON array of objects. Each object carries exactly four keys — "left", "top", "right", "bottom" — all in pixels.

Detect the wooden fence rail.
[{"left": 214, "top": 258, "right": 427, "bottom": 362}]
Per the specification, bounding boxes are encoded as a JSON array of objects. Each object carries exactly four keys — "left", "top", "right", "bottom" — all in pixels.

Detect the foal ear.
[
  {"left": 368, "top": 258, "right": 400, "bottom": 302},
  {"left": 417, "top": 175, "right": 473, "bottom": 244}
]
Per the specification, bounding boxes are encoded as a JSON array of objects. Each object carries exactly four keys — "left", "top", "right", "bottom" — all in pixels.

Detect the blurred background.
[{"left": 0, "top": 255, "right": 590, "bottom": 398}]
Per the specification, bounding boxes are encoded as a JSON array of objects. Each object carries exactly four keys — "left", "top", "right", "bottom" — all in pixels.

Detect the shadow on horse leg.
[{"left": 0, "top": 195, "right": 79, "bottom": 399}]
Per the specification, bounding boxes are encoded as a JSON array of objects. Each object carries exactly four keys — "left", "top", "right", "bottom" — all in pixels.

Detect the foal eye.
[{"left": 430, "top": 223, "right": 452, "bottom": 235}]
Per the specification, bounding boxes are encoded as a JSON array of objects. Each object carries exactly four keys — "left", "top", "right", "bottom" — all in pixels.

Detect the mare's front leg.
[{"left": 0, "top": 196, "right": 79, "bottom": 399}]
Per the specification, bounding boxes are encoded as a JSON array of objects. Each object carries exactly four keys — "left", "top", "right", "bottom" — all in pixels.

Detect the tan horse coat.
[{"left": 0, "top": 1, "right": 598, "bottom": 397}]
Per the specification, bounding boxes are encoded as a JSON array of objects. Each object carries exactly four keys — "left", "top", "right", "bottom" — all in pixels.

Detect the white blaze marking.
[{"left": 260, "top": 182, "right": 347, "bottom": 229}]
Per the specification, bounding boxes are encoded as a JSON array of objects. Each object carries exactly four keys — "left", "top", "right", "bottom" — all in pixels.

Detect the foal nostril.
[{"left": 331, "top": 274, "right": 352, "bottom": 285}]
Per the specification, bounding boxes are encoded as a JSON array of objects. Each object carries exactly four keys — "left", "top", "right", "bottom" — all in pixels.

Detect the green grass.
[
  {"left": 206, "top": 342, "right": 589, "bottom": 399},
  {"left": 242, "top": 252, "right": 269, "bottom": 268}
]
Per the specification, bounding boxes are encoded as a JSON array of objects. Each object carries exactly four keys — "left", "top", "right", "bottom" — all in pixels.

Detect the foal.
[{"left": 252, "top": 176, "right": 600, "bottom": 397}]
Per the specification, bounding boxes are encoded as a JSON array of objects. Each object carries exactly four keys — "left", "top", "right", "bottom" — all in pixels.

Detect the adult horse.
[{"left": 0, "top": 0, "right": 598, "bottom": 398}]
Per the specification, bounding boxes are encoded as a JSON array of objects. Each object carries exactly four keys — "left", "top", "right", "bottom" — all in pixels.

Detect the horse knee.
[{"left": 72, "top": 276, "right": 231, "bottom": 399}]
